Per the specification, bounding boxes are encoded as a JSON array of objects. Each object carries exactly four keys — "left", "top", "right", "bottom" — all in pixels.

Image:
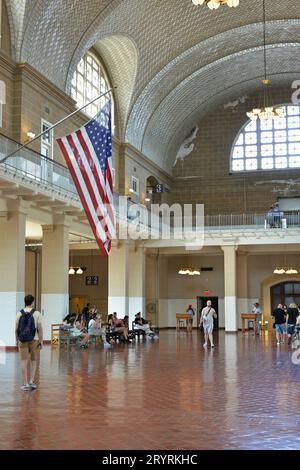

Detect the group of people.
[
  {"left": 272, "top": 303, "right": 300, "bottom": 346},
  {"left": 15, "top": 296, "right": 159, "bottom": 391},
  {"left": 266, "top": 202, "right": 283, "bottom": 228}
]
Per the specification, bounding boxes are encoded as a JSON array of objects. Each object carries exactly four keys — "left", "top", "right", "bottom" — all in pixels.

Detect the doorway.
[
  {"left": 270, "top": 282, "right": 300, "bottom": 311},
  {"left": 69, "top": 297, "right": 87, "bottom": 315},
  {"left": 197, "top": 297, "right": 219, "bottom": 329}
]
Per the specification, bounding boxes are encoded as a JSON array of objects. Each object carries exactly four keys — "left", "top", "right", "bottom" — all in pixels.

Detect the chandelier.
[
  {"left": 192, "top": 0, "right": 239, "bottom": 9},
  {"left": 247, "top": 0, "right": 285, "bottom": 122},
  {"left": 178, "top": 268, "right": 201, "bottom": 276},
  {"left": 273, "top": 267, "right": 298, "bottom": 275}
]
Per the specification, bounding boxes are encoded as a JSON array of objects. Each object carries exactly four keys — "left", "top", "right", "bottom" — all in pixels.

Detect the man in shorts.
[{"left": 15, "top": 295, "right": 43, "bottom": 391}]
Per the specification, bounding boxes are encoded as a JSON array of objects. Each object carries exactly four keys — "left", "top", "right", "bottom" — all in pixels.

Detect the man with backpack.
[{"left": 15, "top": 294, "right": 43, "bottom": 391}]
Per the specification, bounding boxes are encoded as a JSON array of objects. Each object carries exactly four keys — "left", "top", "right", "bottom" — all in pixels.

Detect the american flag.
[{"left": 57, "top": 102, "right": 115, "bottom": 256}]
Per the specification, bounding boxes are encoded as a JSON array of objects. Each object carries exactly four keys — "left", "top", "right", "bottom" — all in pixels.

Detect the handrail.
[
  {"left": 0, "top": 133, "right": 300, "bottom": 231},
  {"left": 0, "top": 130, "right": 69, "bottom": 170}
]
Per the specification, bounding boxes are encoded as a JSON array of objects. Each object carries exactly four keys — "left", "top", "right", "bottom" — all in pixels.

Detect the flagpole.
[{"left": 0, "top": 87, "right": 116, "bottom": 163}]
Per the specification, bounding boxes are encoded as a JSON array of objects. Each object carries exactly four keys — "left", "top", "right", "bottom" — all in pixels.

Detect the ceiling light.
[
  {"left": 145, "top": 197, "right": 151, "bottom": 202},
  {"left": 285, "top": 268, "right": 298, "bottom": 275},
  {"left": 247, "top": 1, "right": 285, "bottom": 123},
  {"left": 192, "top": 0, "right": 239, "bottom": 9},
  {"left": 178, "top": 268, "right": 201, "bottom": 276}
]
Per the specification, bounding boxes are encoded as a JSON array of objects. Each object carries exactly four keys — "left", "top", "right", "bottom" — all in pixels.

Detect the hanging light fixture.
[
  {"left": 247, "top": 0, "right": 285, "bottom": 122},
  {"left": 178, "top": 268, "right": 201, "bottom": 276},
  {"left": 192, "top": 0, "right": 239, "bottom": 9}
]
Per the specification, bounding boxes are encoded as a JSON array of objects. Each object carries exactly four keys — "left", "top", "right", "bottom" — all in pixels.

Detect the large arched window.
[
  {"left": 71, "top": 51, "right": 112, "bottom": 122},
  {"left": 231, "top": 105, "right": 300, "bottom": 172}
]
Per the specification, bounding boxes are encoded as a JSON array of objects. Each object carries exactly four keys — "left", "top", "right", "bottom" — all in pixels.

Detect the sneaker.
[
  {"left": 280, "top": 340, "right": 284, "bottom": 344},
  {"left": 203, "top": 343, "right": 207, "bottom": 348},
  {"left": 153, "top": 335, "right": 159, "bottom": 340},
  {"left": 211, "top": 344, "right": 215, "bottom": 348},
  {"left": 29, "top": 381, "right": 37, "bottom": 389},
  {"left": 103, "top": 342, "right": 111, "bottom": 349},
  {"left": 277, "top": 341, "right": 281, "bottom": 345},
  {"left": 21, "top": 384, "right": 31, "bottom": 391}
]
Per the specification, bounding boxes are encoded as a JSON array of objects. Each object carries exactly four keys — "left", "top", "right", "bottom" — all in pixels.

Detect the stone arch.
[
  {"left": 261, "top": 274, "right": 300, "bottom": 323},
  {"left": 66, "top": 35, "right": 137, "bottom": 140}
]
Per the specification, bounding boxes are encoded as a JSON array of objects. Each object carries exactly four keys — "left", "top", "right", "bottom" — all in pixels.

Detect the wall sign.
[{"left": 85, "top": 276, "right": 99, "bottom": 286}]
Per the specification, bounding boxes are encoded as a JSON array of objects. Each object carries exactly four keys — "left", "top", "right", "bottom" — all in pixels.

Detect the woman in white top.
[
  {"left": 199, "top": 300, "right": 217, "bottom": 348},
  {"left": 252, "top": 302, "right": 262, "bottom": 336},
  {"left": 88, "top": 313, "right": 111, "bottom": 348}
]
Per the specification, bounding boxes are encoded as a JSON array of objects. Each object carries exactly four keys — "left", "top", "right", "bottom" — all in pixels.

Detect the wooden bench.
[{"left": 51, "top": 323, "right": 63, "bottom": 345}]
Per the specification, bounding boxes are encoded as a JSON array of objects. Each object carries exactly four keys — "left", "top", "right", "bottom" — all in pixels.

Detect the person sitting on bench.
[
  {"left": 134, "top": 312, "right": 156, "bottom": 338},
  {"left": 108, "top": 314, "right": 131, "bottom": 342},
  {"left": 88, "top": 313, "right": 111, "bottom": 348},
  {"left": 70, "top": 320, "right": 90, "bottom": 348}
]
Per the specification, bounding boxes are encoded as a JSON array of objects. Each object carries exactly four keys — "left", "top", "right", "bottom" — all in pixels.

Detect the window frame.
[
  {"left": 71, "top": 51, "right": 114, "bottom": 130},
  {"left": 41, "top": 119, "right": 54, "bottom": 160},
  {"left": 131, "top": 175, "right": 139, "bottom": 195},
  {"left": 230, "top": 104, "right": 300, "bottom": 173}
]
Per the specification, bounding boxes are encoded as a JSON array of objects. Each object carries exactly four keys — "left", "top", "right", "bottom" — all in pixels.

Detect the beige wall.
[
  {"left": 25, "top": 250, "right": 35, "bottom": 297},
  {"left": 69, "top": 251, "right": 108, "bottom": 313},
  {"left": 171, "top": 86, "right": 300, "bottom": 214}
]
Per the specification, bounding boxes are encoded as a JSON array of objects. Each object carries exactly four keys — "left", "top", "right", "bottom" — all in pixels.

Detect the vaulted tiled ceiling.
[{"left": 5, "top": 0, "right": 300, "bottom": 172}]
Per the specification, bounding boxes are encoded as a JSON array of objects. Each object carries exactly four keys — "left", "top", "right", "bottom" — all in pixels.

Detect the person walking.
[
  {"left": 186, "top": 304, "right": 195, "bottom": 333},
  {"left": 15, "top": 295, "right": 43, "bottom": 391},
  {"left": 199, "top": 300, "right": 217, "bottom": 348},
  {"left": 286, "top": 303, "right": 299, "bottom": 345},
  {"left": 252, "top": 302, "right": 262, "bottom": 336},
  {"left": 272, "top": 303, "right": 286, "bottom": 345}
]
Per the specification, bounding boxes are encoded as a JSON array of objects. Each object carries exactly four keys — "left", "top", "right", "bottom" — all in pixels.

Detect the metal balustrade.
[{"left": 0, "top": 133, "right": 299, "bottom": 233}]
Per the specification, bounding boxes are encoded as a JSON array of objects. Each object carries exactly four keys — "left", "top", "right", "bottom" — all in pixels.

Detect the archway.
[
  {"left": 261, "top": 274, "right": 300, "bottom": 323},
  {"left": 270, "top": 282, "right": 300, "bottom": 311},
  {"left": 146, "top": 175, "right": 161, "bottom": 205}
]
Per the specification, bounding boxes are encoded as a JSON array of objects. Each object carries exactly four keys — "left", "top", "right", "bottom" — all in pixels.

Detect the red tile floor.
[{"left": 1, "top": 330, "right": 300, "bottom": 450}]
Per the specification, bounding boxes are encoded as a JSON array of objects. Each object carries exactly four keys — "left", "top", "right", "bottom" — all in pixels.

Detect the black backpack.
[{"left": 17, "top": 309, "right": 36, "bottom": 342}]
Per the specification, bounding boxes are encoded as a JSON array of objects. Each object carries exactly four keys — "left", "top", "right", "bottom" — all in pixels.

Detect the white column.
[
  {"left": 0, "top": 200, "right": 26, "bottom": 346},
  {"left": 237, "top": 251, "right": 248, "bottom": 330},
  {"left": 41, "top": 215, "right": 69, "bottom": 341},
  {"left": 108, "top": 242, "right": 129, "bottom": 316},
  {"left": 222, "top": 245, "right": 237, "bottom": 332},
  {"left": 128, "top": 244, "right": 145, "bottom": 327}
]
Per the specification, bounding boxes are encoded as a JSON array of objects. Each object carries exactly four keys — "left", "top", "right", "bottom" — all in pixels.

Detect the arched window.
[
  {"left": 71, "top": 51, "right": 113, "bottom": 123},
  {"left": 231, "top": 105, "right": 300, "bottom": 172}
]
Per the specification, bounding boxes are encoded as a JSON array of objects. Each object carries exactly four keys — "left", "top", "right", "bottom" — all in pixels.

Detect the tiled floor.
[{"left": 1, "top": 330, "right": 300, "bottom": 450}]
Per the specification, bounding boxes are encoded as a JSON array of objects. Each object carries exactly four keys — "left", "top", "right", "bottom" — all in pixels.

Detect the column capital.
[
  {"left": 7, "top": 198, "right": 29, "bottom": 215},
  {"left": 221, "top": 244, "right": 238, "bottom": 252},
  {"left": 42, "top": 224, "right": 53, "bottom": 234},
  {"left": 53, "top": 214, "right": 71, "bottom": 227}
]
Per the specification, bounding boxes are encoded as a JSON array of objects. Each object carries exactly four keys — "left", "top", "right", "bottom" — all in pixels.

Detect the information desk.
[
  {"left": 176, "top": 313, "right": 191, "bottom": 331},
  {"left": 241, "top": 313, "right": 258, "bottom": 334}
]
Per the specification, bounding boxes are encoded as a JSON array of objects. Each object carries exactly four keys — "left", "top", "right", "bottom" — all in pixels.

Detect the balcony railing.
[
  {"left": 0, "top": 133, "right": 299, "bottom": 234},
  {"left": 0, "top": 132, "right": 77, "bottom": 196}
]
